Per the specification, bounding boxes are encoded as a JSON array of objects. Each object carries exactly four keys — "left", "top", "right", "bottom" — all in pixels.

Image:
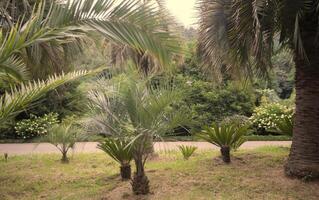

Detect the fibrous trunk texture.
[
  {"left": 120, "top": 164, "right": 131, "bottom": 180},
  {"left": 132, "top": 158, "right": 149, "bottom": 195},
  {"left": 285, "top": 12, "right": 319, "bottom": 180},
  {"left": 220, "top": 146, "right": 230, "bottom": 163}
]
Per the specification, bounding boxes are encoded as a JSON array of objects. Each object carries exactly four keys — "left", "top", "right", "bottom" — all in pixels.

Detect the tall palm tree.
[
  {"left": 88, "top": 67, "right": 188, "bottom": 194},
  {"left": 198, "top": 0, "right": 319, "bottom": 179},
  {"left": 0, "top": 0, "right": 181, "bottom": 81}
]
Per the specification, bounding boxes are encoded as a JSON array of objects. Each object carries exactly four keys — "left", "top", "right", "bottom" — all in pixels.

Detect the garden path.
[{"left": 0, "top": 141, "right": 291, "bottom": 155}]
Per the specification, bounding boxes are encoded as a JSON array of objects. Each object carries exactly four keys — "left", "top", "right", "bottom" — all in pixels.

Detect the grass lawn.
[{"left": 1, "top": 147, "right": 318, "bottom": 200}]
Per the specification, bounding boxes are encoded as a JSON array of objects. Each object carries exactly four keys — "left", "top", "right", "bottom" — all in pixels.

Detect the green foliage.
[
  {"left": 274, "top": 116, "right": 293, "bottom": 136},
  {"left": 15, "top": 113, "right": 59, "bottom": 139},
  {"left": 198, "top": 123, "right": 248, "bottom": 150},
  {"left": 0, "top": 0, "right": 181, "bottom": 83},
  {"left": 28, "top": 80, "right": 90, "bottom": 118},
  {"left": 88, "top": 67, "right": 189, "bottom": 193},
  {"left": 255, "top": 89, "right": 281, "bottom": 105},
  {"left": 98, "top": 138, "right": 133, "bottom": 166},
  {"left": 250, "top": 102, "right": 294, "bottom": 135},
  {"left": 88, "top": 67, "right": 190, "bottom": 140},
  {"left": 178, "top": 145, "right": 197, "bottom": 160},
  {"left": 176, "top": 76, "right": 255, "bottom": 132},
  {"left": 221, "top": 115, "right": 251, "bottom": 128}
]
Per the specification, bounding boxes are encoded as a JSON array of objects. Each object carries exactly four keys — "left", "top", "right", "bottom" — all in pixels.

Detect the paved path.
[{"left": 0, "top": 141, "right": 291, "bottom": 155}]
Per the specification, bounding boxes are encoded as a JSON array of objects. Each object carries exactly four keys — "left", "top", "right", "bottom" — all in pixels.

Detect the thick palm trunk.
[
  {"left": 120, "top": 164, "right": 131, "bottom": 180},
  {"left": 132, "top": 158, "right": 149, "bottom": 195},
  {"left": 220, "top": 146, "right": 230, "bottom": 163},
  {"left": 285, "top": 14, "right": 319, "bottom": 179}
]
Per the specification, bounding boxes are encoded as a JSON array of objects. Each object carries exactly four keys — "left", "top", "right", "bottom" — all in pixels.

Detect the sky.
[{"left": 165, "top": 0, "right": 197, "bottom": 27}]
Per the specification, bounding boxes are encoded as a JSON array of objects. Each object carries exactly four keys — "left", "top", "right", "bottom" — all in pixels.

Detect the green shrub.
[
  {"left": 174, "top": 76, "right": 255, "bottom": 132},
  {"left": 222, "top": 115, "right": 251, "bottom": 128},
  {"left": 274, "top": 116, "right": 293, "bottom": 136},
  {"left": 15, "top": 113, "right": 59, "bottom": 139},
  {"left": 178, "top": 145, "right": 197, "bottom": 160},
  {"left": 250, "top": 103, "right": 293, "bottom": 135}
]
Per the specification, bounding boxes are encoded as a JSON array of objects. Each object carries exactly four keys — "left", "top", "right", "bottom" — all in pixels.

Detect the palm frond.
[
  {"left": 0, "top": 70, "right": 88, "bottom": 124},
  {"left": 197, "top": 0, "right": 319, "bottom": 80}
]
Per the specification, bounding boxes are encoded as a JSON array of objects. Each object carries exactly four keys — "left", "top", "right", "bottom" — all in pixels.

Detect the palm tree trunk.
[
  {"left": 285, "top": 14, "right": 319, "bottom": 179},
  {"left": 220, "top": 146, "right": 230, "bottom": 163},
  {"left": 61, "top": 152, "right": 69, "bottom": 163},
  {"left": 132, "top": 157, "right": 149, "bottom": 195},
  {"left": 120, "top": 164, "right": 131, "bottom": 180}
]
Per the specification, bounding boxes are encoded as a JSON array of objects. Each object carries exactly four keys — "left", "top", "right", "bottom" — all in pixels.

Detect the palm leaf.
[{"left": 0, "top": 70, "right": 88, "bottom": 124}]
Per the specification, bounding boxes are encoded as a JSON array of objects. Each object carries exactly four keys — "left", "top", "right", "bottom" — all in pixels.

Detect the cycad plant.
[
  {"left": 45, "top": 120, "right": 83, "bottom": 163},
  {"left": 178, "top": 145, "right": 198, "bottom": 160},
  {"left": 197, "top": 123, "right": 248, "bottom": 163},
  {"left": 98, "top": 138, "right": 133, "bottom": 180},
  {"left": 88, "top": 68, "right": 188, "bottom": 195}
]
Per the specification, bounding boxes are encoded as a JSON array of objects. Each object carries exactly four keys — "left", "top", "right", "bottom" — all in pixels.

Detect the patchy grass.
[{"left": 0, "top": 146, "right": 318, "bottom": 200}]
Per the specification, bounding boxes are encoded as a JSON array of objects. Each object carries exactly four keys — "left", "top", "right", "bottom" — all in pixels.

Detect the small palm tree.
[
  {"left": 45, "top": 121, "right": 83, "bottom": 163},
  {"left": 197, "top": 123, "right": 248, "bottom": 163},
  {"left": 98, "top": 138, "right": 133, "bottom": 180},
  {"left": 88, "top": 68, "right": 188, "bottom": 194}
]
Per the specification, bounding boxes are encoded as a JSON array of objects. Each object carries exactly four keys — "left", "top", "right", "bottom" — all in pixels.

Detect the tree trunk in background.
[
  {"left": 132, "top": 157, "right": 149, "bottom": 195},
  {"left": 285, "top": 14, "right": 319, "bottom": 180}
]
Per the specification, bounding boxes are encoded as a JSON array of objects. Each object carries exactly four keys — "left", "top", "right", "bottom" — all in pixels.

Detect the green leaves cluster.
[
  {"left": 98, "top": 138, "right": 133, "bottom": 166},
  {"left": 175, "top": 76, "right": 255, "bottom": 132}
]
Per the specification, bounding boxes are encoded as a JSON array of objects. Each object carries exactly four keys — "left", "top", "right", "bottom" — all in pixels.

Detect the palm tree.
[
  {"left": 88, "top": 68, "right": 188, "bottom": 194},
  {"left": 197, "top": 0, "right": 319, "bottom": 179},
  {"left": 0, "top": 0, "right": 181, "bottom": 81}
]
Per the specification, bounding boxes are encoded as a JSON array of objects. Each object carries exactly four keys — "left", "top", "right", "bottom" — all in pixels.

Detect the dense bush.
[
  {"left": 250, "top": 103, "right": 294, "bottom": 135},
  {"left": 176, "top": 76, "right": 255, "bottom": 132},
  {"left": 15, "top": 113, "right": 59, "bottom": 139}
]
